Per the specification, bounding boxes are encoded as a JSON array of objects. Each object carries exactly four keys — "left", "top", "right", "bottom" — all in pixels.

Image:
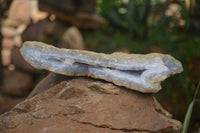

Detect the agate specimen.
[{"left": 20, "top": 41, "right": 183, "bottom": 93}]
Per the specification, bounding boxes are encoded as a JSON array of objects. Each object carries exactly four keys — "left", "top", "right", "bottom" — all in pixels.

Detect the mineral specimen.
[{"left": 20, "top": 41, "right": 183, "bottom": 93}]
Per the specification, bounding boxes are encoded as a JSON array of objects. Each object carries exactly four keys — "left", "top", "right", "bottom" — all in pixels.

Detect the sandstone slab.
[
  {"left": 0, "top": 93, "right": 24, "bottom": 114},
  {"left": 0, "top": 77, "right": 182, "bottom": 133}
]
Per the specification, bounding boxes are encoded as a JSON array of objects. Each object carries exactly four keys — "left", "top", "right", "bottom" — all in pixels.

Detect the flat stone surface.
[{"left": 0, "top": 77, "right": 182, "bottom": 133}]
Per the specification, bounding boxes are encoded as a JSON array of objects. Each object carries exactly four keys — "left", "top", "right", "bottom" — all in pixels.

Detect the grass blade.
[{"left": 182, "top": 82, "right": 200, "bottom": 133}]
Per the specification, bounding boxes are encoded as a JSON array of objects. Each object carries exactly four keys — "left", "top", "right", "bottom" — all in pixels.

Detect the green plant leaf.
[{"left": 182, "top": 82, "right": 200, "bottom": 133}]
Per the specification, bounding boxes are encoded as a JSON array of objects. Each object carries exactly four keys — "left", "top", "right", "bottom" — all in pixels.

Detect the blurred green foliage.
[
  {"left": 83, "top": 0, "right": 200, "bottom": 132},
  {"left": 98, "top": 0, "right": 150, "bottom": 38}
]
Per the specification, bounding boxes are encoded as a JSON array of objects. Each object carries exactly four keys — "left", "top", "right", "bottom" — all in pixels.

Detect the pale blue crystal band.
[{"left": 20, "top": 41, "right": 183, "bottom": 93}]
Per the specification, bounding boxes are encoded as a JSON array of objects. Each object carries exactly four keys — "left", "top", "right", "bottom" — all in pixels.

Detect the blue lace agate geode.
[{"left": 20, "top": 41, "right": 183, "bottom": 93}]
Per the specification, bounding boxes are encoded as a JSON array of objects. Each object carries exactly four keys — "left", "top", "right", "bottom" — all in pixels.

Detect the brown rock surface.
[
  {"left": 61, "top": 26, "right": 84, "bottom": 49},
  {"left": 2, "top": 69, "right": 33, "bottom": 96},
  {"left": 1, "top": 27, "right": 16, "bottom": 37},
  {"left": 2, "top": 48, "right": 11, "bottom": 66},
  {"left": 0, "top": 93, "right": 25, "bottom": 114},
  {"left": 4, "top": 0, "right": 31, "bottom": 26},
  {"left": 39, "top": 0, "right": 96, "bottom": 14},
  {"left": 39, "top": 0, "right": 106, "bottom": 29},
  {"left": 21, "top": 18, "right": 67, "bottom": 42},
  {"left": 2, "top": 37, "right": 14, "bottom": 49},
  {"left": 0, "top": 77, "right": 182, "bottom": 133}
]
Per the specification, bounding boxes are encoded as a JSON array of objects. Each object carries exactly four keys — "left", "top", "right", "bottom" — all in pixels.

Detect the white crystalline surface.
[{"left": 20, "top": 41, "right": 183, "bottom": 93}]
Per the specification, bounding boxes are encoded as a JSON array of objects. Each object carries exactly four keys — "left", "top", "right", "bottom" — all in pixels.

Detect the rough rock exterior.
[
  {"left": 0, "top": 93, "right": 24, "bottom": 114},
  {"left": 0, "top": 77, "right": 182, "bottom": 133}
]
